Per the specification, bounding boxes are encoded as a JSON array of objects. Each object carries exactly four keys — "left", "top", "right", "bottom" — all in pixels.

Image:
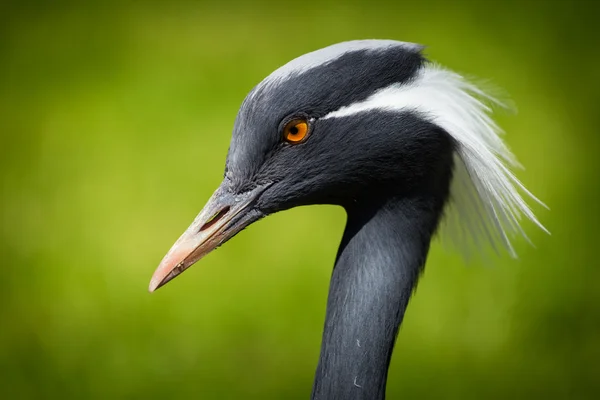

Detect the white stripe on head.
[
  {"left": 258, "top": 40, "right": 422, "bottom": 89},
  {"left": 323, "top": 64, "right": 548, "bottom": 257}
]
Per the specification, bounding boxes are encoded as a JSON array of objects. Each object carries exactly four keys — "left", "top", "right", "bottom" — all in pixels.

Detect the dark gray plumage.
[{"left": 149, "top": 40, "right": 545, "bottom": 399}]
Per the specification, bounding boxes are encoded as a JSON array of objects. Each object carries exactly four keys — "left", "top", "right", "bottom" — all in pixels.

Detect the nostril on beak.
[{"left": 199, "top": 206, "right": 231, "bottom": 232}]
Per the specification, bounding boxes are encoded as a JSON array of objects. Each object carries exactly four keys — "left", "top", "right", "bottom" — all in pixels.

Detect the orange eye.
[{"left": 283, "top": 118, "right": 309, "bottom": 143}]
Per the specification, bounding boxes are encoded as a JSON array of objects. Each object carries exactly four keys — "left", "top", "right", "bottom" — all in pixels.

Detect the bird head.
[{"left": 149, "top": 40, "right": 545, "bottom": 292}]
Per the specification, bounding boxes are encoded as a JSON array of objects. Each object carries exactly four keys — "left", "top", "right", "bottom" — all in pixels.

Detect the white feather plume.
[{"left": 324, "top": 63, "right": 548, "bottom": 257}]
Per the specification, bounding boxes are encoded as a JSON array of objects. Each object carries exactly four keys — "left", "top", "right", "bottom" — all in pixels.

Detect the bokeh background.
[{"left": 1, "top": 0, "right": 599, "bottom": 398}]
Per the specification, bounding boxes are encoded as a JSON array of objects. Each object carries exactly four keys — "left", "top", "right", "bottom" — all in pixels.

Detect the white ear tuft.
[
  {"left": 324, "top": 63, "right": 548, "bottom": 257},
  {"left": 414, "top": 64, "right": 549, "bottom": 257}
]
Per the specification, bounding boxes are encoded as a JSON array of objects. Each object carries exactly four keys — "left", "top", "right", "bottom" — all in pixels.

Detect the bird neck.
[{"left": 311, "top": 191, "right": 446, "bottom": 400}]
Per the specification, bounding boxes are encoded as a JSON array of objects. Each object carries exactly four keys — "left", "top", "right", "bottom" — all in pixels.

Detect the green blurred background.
[{"left": 1, "top": 0, "right": 598, "bottom": 398}]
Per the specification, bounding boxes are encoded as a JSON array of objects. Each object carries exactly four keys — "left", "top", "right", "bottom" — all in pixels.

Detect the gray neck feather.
[{"left": 311, "top": 193, "right": 445, "bottom": 400}]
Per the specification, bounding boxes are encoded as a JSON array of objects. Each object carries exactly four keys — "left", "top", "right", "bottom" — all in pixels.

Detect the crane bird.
[{"left": 149, "top": 40, "right": 546, "bottom": 399}]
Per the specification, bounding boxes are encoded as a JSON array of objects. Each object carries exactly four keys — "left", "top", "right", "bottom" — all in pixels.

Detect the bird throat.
[{"left": 311, "top": 191, "right": 447, "bottom": 400}]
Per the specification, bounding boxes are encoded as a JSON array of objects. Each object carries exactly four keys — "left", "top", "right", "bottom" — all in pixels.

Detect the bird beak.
[{"left": 148, "top": 181, "right": 270, "bottom": 292}]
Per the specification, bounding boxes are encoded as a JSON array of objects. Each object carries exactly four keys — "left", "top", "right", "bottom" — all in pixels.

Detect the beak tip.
[
  {"left": 148, "top": 265, "right": 181, "bottom": 293},
  {"left": 148, "top": 279, "right": 160, "bottom": 293},
  {"left": 148, "top": 272, "right": 168, "bottom": 293}
]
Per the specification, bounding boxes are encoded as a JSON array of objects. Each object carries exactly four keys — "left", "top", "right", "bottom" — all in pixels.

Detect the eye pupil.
[{"left": 283, "top": 118, "right": 309, "bottom": 144}]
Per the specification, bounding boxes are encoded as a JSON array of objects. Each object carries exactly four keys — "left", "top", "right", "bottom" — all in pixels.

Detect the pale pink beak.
[{"left": 148, "top": 181, "right": 270, "bottom": 292}]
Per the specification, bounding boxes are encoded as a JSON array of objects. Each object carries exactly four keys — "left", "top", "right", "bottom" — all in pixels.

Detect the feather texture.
[{"left": 324, "top": 63, "right": 548, "bottom": 257}]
